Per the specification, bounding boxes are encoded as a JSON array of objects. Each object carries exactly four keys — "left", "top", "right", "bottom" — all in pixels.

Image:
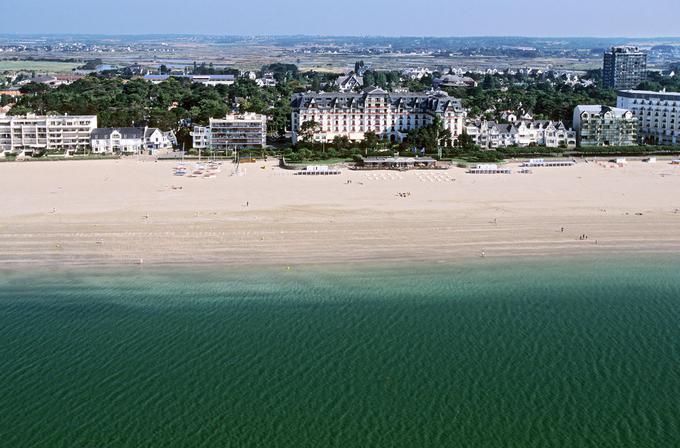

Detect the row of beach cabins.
[
  {"left": 467, "top": 159, "right": 576, "bottom": 174},
  {"left": 225, "top": 155, "right": 680, "bottom": 178},
  {"left": 354, "top": 156, "right": 579, "bottom": 175},
  {"left": 291, "top": 157, "right": 576, "bottom": 176}
]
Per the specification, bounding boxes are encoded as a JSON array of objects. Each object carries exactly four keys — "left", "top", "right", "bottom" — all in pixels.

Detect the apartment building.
[
  {"left": 290, "top": 87, "right": 466, "bottom": 144},
  {"left": 573, "top": 105, "right": 637, "bottom": 147},
  {"left": 603, "top": 46, "right": 647, "bottom": 90},
  {"left": 466, "top": 120, "right": 575, "bottom": 149},
  {"left": 90, "top": 127, "right": 174, "bottom": 154},
  {"left": 617, "top": 89, "right": 680, "bottom": 145},
  {"left": 191, "top": 113, "right": 267, "bottom": 152},
  {"left": 0, "top": 113, "right": 97, "bottom": 155}
]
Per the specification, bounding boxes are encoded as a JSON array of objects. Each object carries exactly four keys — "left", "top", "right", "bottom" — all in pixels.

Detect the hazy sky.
[{"left": 3, "top": 0, "right": 678, "bottom": 37}]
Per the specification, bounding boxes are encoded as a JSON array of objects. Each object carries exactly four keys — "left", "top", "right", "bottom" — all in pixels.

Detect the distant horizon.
[{"left": 2, "top": 33, "right": 680, "bottom": 40}]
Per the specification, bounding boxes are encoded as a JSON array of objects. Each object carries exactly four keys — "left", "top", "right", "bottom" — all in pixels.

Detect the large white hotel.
[
  {"left": 290, "top": 87, "right": 466, "bottom": 144},
  {"left": 617, "top": 90, "right": 680, "bottom": 145},
  {"left": 0, "top": 114, "right": 97, "bottom": 155}
]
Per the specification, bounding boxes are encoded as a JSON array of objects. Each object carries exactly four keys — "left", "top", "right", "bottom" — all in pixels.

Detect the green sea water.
[{"left": 1, "top": 257, "right": 680, "bottom": 447}]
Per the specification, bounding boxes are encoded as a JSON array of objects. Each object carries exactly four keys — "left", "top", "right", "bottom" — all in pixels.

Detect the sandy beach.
[{"left": 1, "top": 158, "right": 679, "bottom": 268}]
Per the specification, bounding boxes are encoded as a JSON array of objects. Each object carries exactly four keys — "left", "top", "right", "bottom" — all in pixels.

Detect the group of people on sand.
[{"left": 397, "top": 192, "right": 412, "bottom": 198}]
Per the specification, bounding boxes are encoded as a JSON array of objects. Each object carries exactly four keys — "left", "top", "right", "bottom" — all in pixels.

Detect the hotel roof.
[
  {"left": 291, "top": 89, "right": 463, "bottom": 113},
  {"left": 575, "top": 105, "right": 631, "bottom": 117},
  {"left": 618, "top": 89, "right": 680, "bottom": 100}
]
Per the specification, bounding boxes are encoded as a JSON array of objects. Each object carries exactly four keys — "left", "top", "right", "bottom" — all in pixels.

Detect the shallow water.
[{"left": 1, "top": 257, "right": 680, "bottom": 447}]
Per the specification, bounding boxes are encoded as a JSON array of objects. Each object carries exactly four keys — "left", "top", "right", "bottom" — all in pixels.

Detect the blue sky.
[{"left": 3, "top": 0, "right": 678, "bottom": 36}]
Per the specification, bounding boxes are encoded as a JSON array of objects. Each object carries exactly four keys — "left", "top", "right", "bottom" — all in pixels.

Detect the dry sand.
[{"left": 1, "top": 158, "right": 680, "bottom": 268}]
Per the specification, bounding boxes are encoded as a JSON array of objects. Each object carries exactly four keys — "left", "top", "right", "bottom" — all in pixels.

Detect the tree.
[
  {"left": 261, "top": 63, "right": 299, "bottom": 82},
  {"left": 363, "top": 131, "right": 379, "bottom": 149},
  {"left": 405, "top": 117, "right": 451, "bottom": 153},
  {"left": 332, "top": 135, "right": 350, "bottom": 149},
  {"left": 311, "top": 75, "right": 321, "bottom": 92},
  {"left": 363, "top": 71, "right": 375, "bottom": 87},
  {"left": 456, "top": 131, "right": 477, "bottom": 151},
  {"left": 482, "top": 74, "right": 497, "bottom": 90},
  {"left": 19, "top": 82, "right": 50, "bottom": 95},
  {"left": 149, "top": 108, "right": 178, "bottom": 130},
  {"left": 299, "top": 120, "right": 321, "bottom": 143}
]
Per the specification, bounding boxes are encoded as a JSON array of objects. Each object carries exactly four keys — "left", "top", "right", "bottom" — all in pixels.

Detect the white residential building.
[
  {"left": 617, "top": 90, "right": 680, "bottom": 145},
  {"left": 0, "top": 113, "right": 97, "bottom": 155},
  {"left": 290, "top": 88, "right": 466, "bottom": 144},
  {"left": 401, "top": 68, "right": 432, "bottom": 80},
  {"left": 191, "top": 113, "right": 267, "bottom": 152},
  {"left": 465, "top": 120, "right": 576, "bottom": 149},
  {"left": 90, "top": 127, "right": 174, "bottom": 154},
  {"left": 256, "top": 73, "right": 278, "bottom": 87},
  {"left": 573, "top": 105, "right": 638, "bottom": 147},
  {"left": 189, "top": 75, "right": 236, "bottom": 86}
]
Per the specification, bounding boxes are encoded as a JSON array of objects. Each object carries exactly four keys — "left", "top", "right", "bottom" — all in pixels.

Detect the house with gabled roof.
[
  {"left": 335, "top": 73, "right": 364, "bottom": 92},
  {"left": 466, "top": 119, "right": 575, "bottom": 149},
  {"left": 90, "top": 127, "right": 173, "bottom": 154}
]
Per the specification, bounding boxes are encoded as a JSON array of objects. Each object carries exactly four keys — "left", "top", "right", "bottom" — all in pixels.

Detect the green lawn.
[{"left": 0, "top": 61, "right": 80, "bottom": 73}]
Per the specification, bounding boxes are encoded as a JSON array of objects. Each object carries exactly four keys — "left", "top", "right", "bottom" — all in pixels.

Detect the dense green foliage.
[
  {"left": 7, "top": 66, "right": 346, "bottom": 150},
  {"left": 443, "top": 72, "right": 616, "bottom": 122},
  {"left": 361, "top": 70, "right": 402, "bottom": 91},
  {"left": 191, "top": 62, "right": 240, "bottom": 76},
  {"left": 7, "top": 64, "right": 679, "bottom": 159},
  {"left": 10, "top": 75, "right": 298, "bottom": 148},
  {"left": 404, "top": 117, "right": 452, "bottom": 151},
  {"left": 638, "top": 69, "right": 680, "bottom": 93}
]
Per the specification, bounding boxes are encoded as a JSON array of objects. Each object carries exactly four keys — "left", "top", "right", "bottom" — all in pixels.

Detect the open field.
[
  {"left": 92, "top": 47, "right": 604, "bottom": 73},
  {"left": 2, "top": 34, "right": 677, "bottom": 74},
  {"left": 0, "top": 60, "right": 80, "bottom": 73},
  {"left": 0, "top": 44, "right": 602, "bottom": 74},
  {"left": 1, "top": 158, "right": 680, "bottom": 268}
]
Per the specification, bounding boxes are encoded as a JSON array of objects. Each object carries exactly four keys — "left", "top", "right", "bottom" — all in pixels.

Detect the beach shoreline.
[{"left": 1, "top": 158, "right": 679, "bottom": 270}]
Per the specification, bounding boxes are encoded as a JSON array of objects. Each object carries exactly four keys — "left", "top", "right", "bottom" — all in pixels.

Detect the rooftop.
[
  {"left": 618, "top": 89, "right": 680, "bottom": 100},
  {"left": 91, "top": 127, "right": 160, "bottom": 140},
  {"left": 575, "top": 105, "right": 631, "bottom": 117}
]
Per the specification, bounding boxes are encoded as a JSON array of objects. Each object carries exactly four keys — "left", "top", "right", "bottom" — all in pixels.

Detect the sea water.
[{"left": 1, "top": 257, "right": 679, "bottom": 447}]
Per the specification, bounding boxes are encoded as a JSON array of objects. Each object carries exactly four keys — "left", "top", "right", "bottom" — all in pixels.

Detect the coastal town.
[
  {"left": 2, "top": 38, "right": 680, "bottom": 263},
  {"left": 1, "top": 44, "right": 680, "bottom": 169}
]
